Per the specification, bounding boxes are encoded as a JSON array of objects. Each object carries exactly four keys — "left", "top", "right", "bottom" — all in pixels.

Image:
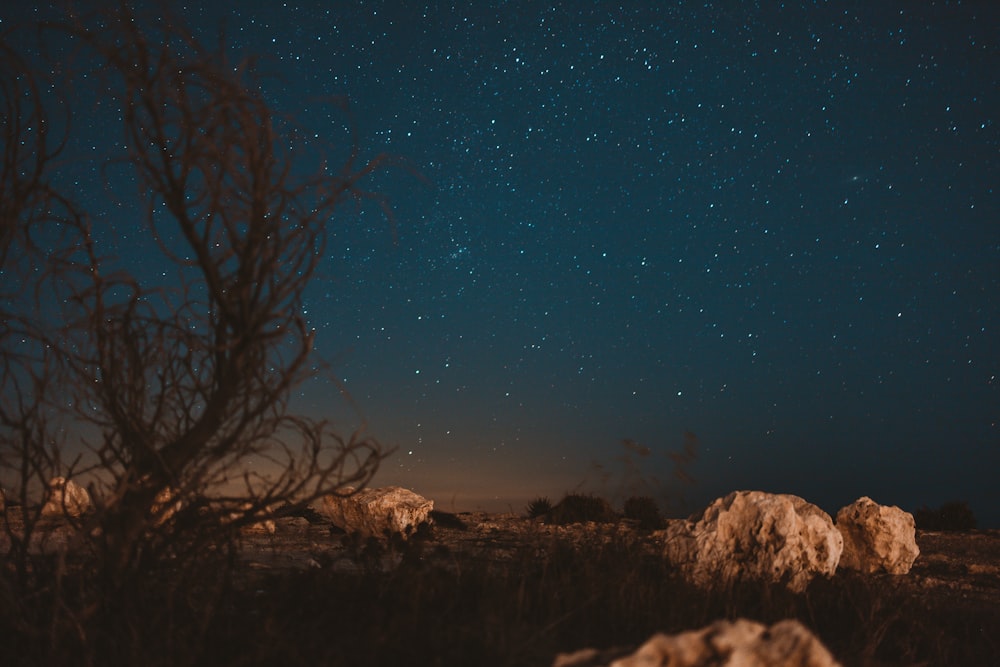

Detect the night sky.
[{"left": 6, "top": 3, "right": 999, "bottom": 524}]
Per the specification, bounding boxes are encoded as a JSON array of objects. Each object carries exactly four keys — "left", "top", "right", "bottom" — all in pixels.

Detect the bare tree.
[{"left": 2, "top": 4, "right": 395, "bottom": 607}]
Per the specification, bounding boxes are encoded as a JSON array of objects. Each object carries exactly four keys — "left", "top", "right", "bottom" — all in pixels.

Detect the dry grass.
[{"left": 4, "top": 511, "right": 999, "bottom": 666}]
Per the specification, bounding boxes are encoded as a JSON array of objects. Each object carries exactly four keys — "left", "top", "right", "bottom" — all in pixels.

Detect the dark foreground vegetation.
[
  {"left": 914, "top": 500, "right": 978, "bottom": 531},
  {"left": 4, "top": 507, "right": 998, "bottom": 667}
]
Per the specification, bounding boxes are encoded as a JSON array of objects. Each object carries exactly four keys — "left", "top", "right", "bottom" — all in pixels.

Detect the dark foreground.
[{"left": 4, "top": 511, "right": 999, "bottom": 666}]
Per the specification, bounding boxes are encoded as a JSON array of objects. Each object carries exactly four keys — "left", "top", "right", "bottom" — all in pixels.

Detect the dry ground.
[
  {"left": 4, "top": 510, "right": 999, "bottom": 665},
  {"left": 5, "top": 509, "right": 999, "bottom": 605},
  {"left": 236, "top": 511, "right": 1000, "bottom": 605}
]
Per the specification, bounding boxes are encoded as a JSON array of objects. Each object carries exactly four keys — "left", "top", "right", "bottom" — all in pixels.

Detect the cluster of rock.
[
  {"left": 10, "top": 480, "right": 929, "bottom": 666},
  {"left": 308, "top": 486, "right": 919, "bottom": 591},
  {"left": 554, "top": 618, "right": 840, "bottom": 667},
  {"left": 657, "top": 490, "right": 918, "bottom": 592},
  {"left": 554, "top": 490, "right": 919, "bottom": 667},
  {"left": 318, "top": 485, "right": 433, "bottom": 538},
  {"left": 30, "top": 477, "right": 287, "bottom": 536},
  {"left": 27, "top": 480, "right": 919, "bottom": 592}
]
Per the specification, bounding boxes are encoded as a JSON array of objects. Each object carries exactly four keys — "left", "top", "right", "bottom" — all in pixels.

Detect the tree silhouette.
[{"left": 1, "top": 5, "right": 396, "bottom": 610}]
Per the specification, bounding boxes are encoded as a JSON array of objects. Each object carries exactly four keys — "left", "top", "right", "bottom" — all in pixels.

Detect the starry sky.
[{"left": 6, "top": 2, "right": 999, "bottom": 524}]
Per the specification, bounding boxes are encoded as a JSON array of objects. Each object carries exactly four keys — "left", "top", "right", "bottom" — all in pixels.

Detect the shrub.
[
  {"left": 429, "top": 510, "right": 467, "bottom": 530},
  {"left": 547, "top": 493, "right": 617, "bottom": 525},
  {"left": 914, "top": 501, "right": 977, "bottom": 531},
  {"left": 623, "top": 495, "right": 664, "bottom": 529},
  {"left": 525, "top": 497, "right": 552, "bottom": 519}
]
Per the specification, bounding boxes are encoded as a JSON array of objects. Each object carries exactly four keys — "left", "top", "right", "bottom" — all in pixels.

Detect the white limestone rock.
[
  {"left": 320, "top": 486, "right": 433, "bottom": 538},
  {"left": 553, "top": 618, "right": 841, "bottom": 667},
  {"left": 41, "top": 477, "right": 92, "bottom": 517},
  {"left": 659, "top": 490, "right": 843, "bottom": 592},
  {"left": 243, "top": 518, "right": 277, "bottom": 534},
  {"left": 835, "top": 496, "right": 919, "bottom": 574},
  {"left": 150, "top": 485, "right": 183, "bottom": 525},
  {"left": 222, "top": 502, "right": 278, "bottom": 534}
]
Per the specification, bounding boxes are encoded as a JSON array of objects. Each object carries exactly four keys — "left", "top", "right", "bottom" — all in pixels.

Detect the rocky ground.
[
  {"left": 5, "top": 509, "right": 998, "bottom": 665},
  {"left": 907, "top": 527, "right": 1000, "bottom": 605},
  {"left": 235, "top": 510, "right": 1000, "bottom": 606},
  {"left": 6, "top": 508, "right": 998, "bottom": 604}
]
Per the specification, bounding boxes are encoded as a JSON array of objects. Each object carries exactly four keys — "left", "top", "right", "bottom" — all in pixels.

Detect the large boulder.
[
  {"left": 320, "top": 486, "right": 433, "bottom": 538},
  {"left": 659, "top": 490, "right": 843, "bottom": 592},
  {"left": 835, "top": 496, "right": 919, "bottom": 574},
  {"left": 553, "top": 618, "right": 841, "bottom": 667},
  {"left": 41, "top": 477, "right": 92, "bottom": 517}
]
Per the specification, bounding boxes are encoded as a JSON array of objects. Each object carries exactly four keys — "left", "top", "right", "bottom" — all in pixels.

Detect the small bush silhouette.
[
  {"left": 623, "top": 495, "right": 663, "bottom": 529},
  {"left": 914, "top": 501, "right": 977, "bottom": 531},
  {"left": 430, "top": 510, "right": 467, "bottom": 530},
  {"left": 526, "top": 497, "right": 553, "bottom": 519},
  {"left": 547, "top": 493, "right": 617, "bottom": 525}
]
